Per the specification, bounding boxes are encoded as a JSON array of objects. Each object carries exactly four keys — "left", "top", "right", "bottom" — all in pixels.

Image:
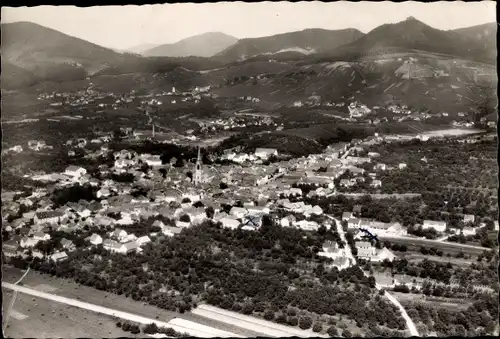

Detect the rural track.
[{"left": 2, "top": 282, "right": 241, "bottom": 338}]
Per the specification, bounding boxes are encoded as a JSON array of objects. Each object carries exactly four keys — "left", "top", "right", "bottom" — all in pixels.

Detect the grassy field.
[
  {"left": 378, "top": 236, "right": 490, "bottom": 256},
  {"left": 2, "top": 266, "right": 262, "bottom": 337},
  {"left": 398, "top": 252, "right": 476, "bottom": 266},
  {"left": 391, "top": 291, "right": 473, "bottom": 311},
  {"left": 2, "top": 288, "right": 139, "bottom": 338}
]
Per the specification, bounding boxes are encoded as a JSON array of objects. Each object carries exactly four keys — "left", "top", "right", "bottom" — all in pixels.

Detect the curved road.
[
  {"left": 325, "top": 215, "right": 419, "bottom": 337},
  {"left": 2, "top": 282, "right": 240, "bottom": 338}
]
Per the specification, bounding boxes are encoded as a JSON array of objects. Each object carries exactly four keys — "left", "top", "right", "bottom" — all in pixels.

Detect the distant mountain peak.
[{"left": 143, "top": 32, "right": 238, "bottom": 58}]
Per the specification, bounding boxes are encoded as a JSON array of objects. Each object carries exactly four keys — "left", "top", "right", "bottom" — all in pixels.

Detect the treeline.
[{"left": 52, "top": 184, "right": 98, "bottom": 207}]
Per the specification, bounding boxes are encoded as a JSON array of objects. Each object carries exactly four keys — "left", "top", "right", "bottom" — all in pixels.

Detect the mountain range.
[
  {"left": 1, "top": 18, "right": 496, "bottom": 89},
  {"left": 213, "top": 28, "right": 364, "bottom": 61},
  {"left": 143, "top": 32, "right": 238, "bottom": 57}
]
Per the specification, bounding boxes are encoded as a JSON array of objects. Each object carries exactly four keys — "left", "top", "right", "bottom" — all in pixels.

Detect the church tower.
[{"left": 194, "top": 146, "right": 203, "bottom": 186}]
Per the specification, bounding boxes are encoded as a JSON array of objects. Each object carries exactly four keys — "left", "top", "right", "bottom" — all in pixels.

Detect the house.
[
  {"left": 121, "top": 233, "right": 138, "bottom": 243},
  {"left": 97, "top": 188, "right": 111, "bottom": 199},
  {"left": 33, "top": 232, "right": 51, "bottom": 241},
  {"left": 60, "top": 238, "right": 76, "bottom": 251},
  {"left": 103, "top": 239, "right": 121, "bottom": 251},
  {"left": 368, "top": 152, "right": 380, "bottom": 158},
  {"left": 89, "top": 233, "right": 103, "bottom": 245},
  {"left": 111, "top": 228, "right": 128, "bottom": 241},
  {"left": 374, "top": 248, "right": 397, "bottom": 262},
  {"left": 347, "top": 218, "right": 361, "bottom": 229},
  {"left": 319, "top": 240, "right": 346, "bottom": 259},
  {"left": 50, "top": 251, "right": 68, "bottom": 263},
  {"left": 229, "top": 207, "right": 248, "bottom": 219},
  {"left": 370, "top": 180, "right": 382, "bottom": 188},
  {"left": 116, "top": 241, "right": 139, "bottom": 254},
  {"left": 374, "top": 163, "right": 387, "bottom": 171},
  {"left": 355, "top": 241, "right": 396, "bottom": 262},
  {"left": 422, "top": 220, "right": 447, "bottom": 233},
  {"left": 161, "top": 226, "right": 182, "bottom": 237},
  {"left": 494, "top": 221, "right": 499, "bottom": 231},
  {"left": 461, "top": 227, "right": 476, "bottom": 236},
  {"left": 20, "top": 237, "right": 40, "bottom": 248},
  {"left": 34, "top": 211, "right": 63, "bottom": 225},
  {"left": 220, "top": 217, "right": 240, "bottom": 229},
  {"left": 280, "top": 215, "right": 296, "bottom": 227},
  {"left": 331, "top": 257, "right": 350, "bottom": 270},
  {"left": 342, "top": 212, "right": 354, "bottom": 221},
  {"left": 294, "top": 220, "right": 319, "bottom": 231},
  {"left": 3, "top": 240, "right": 20, "bottom": 257},
  {"left": 64, "top": 166, "right": 87, "bottom": 178},
  {"left": 254, "top": 148, "right": 278, "bottom": 159},
  {"left": 398, "top": 163, "right": 407, "bottom": 169},
  {"left": 463, "top": 214, "right": 475, "bottom": 224},
  {"left": 136, "top": 235, "right": 151, "bottom": 246}
]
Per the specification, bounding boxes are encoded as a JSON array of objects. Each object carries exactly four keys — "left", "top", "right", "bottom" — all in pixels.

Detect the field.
[
  {"left": 378, "top": 235, "right": 491, "bottom": 256},
  {"left": 2, "top": 288, "right": 139, "bottom": 338},
  {"left": 2, "top": 266, "right": 262, "bottom": 337},
  {"left": 398, "top": 252, "right": 476, "bottom": 266},
  {"left": 391, "top": 292, "right": 473, "bottom": 311}
]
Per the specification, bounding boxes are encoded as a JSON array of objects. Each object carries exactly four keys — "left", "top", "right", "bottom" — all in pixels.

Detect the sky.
[{"left": 2, "top": 1, "right": 497, "bottom": 50}]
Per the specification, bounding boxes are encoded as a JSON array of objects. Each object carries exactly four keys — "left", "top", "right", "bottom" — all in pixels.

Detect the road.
[
  {"left": 2, "top": 282, "right": 240, "bottom": 338},
  {"left": 192, "top": 304, "right": 325, "bottom": 338},
  {"left": 326, "top": 215, "right": 419, "bottom": 337}
]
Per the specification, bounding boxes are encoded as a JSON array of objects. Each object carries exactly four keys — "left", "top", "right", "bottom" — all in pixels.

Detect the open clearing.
[
  {"left": 391, "top": 291, "right": 473, "bottom": 311},
  {"left": 2, "top": 266, "right": 262, "bottom": 337},
  {"left": 3, "top": 282, "right": 240, "bottom": 338},
  {"left": 377, "top": 235, "right": 491, "bottom": 256},
  {"left": 2, "top": 288, "right": 139, "bottom": 338},
  {"left": 399, "top": 253, "right": 476, "bottom": 266}
]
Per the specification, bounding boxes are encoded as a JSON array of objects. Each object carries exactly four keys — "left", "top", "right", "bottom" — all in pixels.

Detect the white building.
[
  {"left": 64, "top": 166, "right": 87, "bottom": 178},
  {"left": 220, "top": 217, "right": 240, "bottom": 229},
  {"left": 255, "top": 148, "right": 278, "bottom": 159},
  {"left": 422, "top": 220, "right": 447, "bottom": 233},
  {"left": 89, "top": 233, "right": 103, "bottom": 245},
  {"left": 136, "top": 235, "right": 152, "bottom": 246}
]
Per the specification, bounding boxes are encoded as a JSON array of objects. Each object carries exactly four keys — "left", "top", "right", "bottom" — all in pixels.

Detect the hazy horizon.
[{"left": 2, "top": 1, "right": 497, "bottom": 51}]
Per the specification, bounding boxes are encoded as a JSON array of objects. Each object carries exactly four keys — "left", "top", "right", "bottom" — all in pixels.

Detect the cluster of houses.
[{"left": 220, "top": 148, "right": 279, "bottom": 164}]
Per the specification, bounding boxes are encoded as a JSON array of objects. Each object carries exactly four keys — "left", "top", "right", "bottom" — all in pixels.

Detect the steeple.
[{"left": 194, "top": 146, "right": 203, "bottom": 186}]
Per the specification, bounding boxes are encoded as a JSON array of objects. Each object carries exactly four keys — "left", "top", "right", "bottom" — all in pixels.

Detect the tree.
[
  {"left": 343, "top": 329, "right": 352, "bottom": 338},
  {"left": 288, "top": 316, "right": 299, "bottom": 326},
  {"left": 178, "top": 215, "right": 190, "bottom": 223},
  {"left": 299, "top": 316, "right": 313, "bottom": 330},
  {"left": 327, "top": 326, "right": 338, "bottom": 337},
  {"left": 313, "top": 322, "right": 323, "bottom": 333},
  {"left": 264, "top": 310, "right": 274, "bottom": 321},
  {"left": 205, "top": 206, "right": 215, "bottom": 219}
]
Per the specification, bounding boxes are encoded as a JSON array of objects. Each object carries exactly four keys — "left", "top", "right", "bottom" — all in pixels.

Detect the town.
[{"left": 2, "top": 3, "right": 498, "bottom": 339}]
